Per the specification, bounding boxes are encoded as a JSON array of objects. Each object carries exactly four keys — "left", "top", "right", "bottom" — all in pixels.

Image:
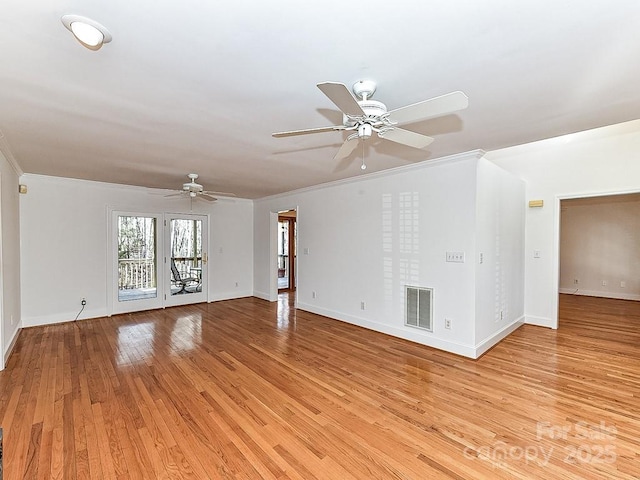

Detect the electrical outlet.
[
  {"left": 312, "top": 291, "right": 316, "bottom": 299},
  {"left": 235, "top": 282, "right": 239, "bottom": 287},
  {"left": 602, "top": 280, "right": 607, "bottom": 286},
  {"left": 621, "top": 281, "right": 626, "bottom": 288},
  {"left": 81, "top": 298, "right": 86, "bottom": 306},
  {"left": 360, "top": 301, "right": 365, "bottom": 310},
  {"left": 445, "top": 318, "right": 451, "bottom": 329},
  {"left": 573, "top": 278, "right": 579, "bottom": 285}
]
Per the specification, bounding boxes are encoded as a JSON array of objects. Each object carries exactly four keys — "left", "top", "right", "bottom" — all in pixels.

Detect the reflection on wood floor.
[
  {"left": 277, "top": 275, "right": 290, "bottom": 290},
  {"left": 0, "top": 294, "right": 639, "bottom": 479}
]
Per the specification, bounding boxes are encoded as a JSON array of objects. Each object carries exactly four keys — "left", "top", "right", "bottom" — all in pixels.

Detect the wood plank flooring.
[{"left": 1, "top": 293, "right": 639, "bottom": 479}]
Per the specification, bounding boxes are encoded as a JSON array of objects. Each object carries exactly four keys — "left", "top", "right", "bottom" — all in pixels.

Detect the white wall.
[
  {"left": 253, "top": 207, "right": 277, "bottom": 301},
  {"left": 209, "top": 197, "right": 254, "bottom": 301},
  {"left": 20, "top": 174, "right": 253, "bottom": 327},
  {"left": 559, "top": 195, "right": 640, "bottom": 300},
  {"left": 254, "top": 151, "right": 525, "bottom": 358},
  {"left": 487, "top": 119, "right": 640, "bottom": 328},
  {"left": 475, "top": 159, "right": 526, "bottom": 354},
  {"left": 0, "top": 150, "right": 21, "bottom": 367}
]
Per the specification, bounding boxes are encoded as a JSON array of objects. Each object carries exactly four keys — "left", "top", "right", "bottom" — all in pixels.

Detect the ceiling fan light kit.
[
  {"left": 273, "top": 79, "right": 469, "bottom": 168},
  {"left": 358, "top": 123, "right": 372, "bottom": 139}
]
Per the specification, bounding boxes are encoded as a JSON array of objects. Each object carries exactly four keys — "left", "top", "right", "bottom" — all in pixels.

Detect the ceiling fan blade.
[
  {"left": 387, "top": 91, "right": 469, "bottom": 126},
  {"left": 334, "top": 136, "right": 359, "bottom": 161},
  {"left": 378, "top": 128, "right": 434, "bottom": 149},
  {"left": 202, "top": 190, "right": 237, "bottom": 197},
  {"left": 317, "top": 82, "right": 365, "bottom": 117},
  {"left": 164, "top": 192, "right": 185, "bottom": 198},
  {"left": 198, "top": 194, "right": 218, "bottom": 202},
  {"left": 272, "top": 125, "right": 345, "bottom": 137}
]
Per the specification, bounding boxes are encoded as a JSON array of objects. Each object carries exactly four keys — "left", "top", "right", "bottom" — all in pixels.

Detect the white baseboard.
[
  {"left": 474, "top": 317, "right": 524, "bottom": 358},
  {"left": 252, "top": 290, "right": 272, "bottom": 301},
  {"left": 558, "top": 288, "right": 640, "bottom": 302},
  {"left": 3, "top": 326, "right": 22, "bottom": 368},
  {"left": 23, "top": 292, "right": 256, "bottom": 327},
  {"left": 297, "top": 302, "right": 477, "bottom": 358},
  {"left": 22, "top": 308, "right": 106, "bottom": 328},
  {"left": 525, "top": 315, "right": 556, "bottom": 328},
  {"left": 209, "top": 290, "right": 253, "bottom": 302}
]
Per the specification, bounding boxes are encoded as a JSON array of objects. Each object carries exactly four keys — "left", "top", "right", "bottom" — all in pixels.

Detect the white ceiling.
[{"left": 1, "top": 1, "right": 640, "bottom": 199}]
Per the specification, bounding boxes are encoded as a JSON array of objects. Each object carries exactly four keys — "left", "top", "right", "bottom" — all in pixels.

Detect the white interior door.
[{"left": 164, "top": 214, "right": 208, "bottom": 306}]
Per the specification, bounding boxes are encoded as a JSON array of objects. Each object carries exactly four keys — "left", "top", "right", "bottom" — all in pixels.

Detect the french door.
[
  {"left": 112, "top": 211, "right": 208, "bottom": 314},
  {"left": 164, "top": 214, "right": 208, "bottom": 307}
]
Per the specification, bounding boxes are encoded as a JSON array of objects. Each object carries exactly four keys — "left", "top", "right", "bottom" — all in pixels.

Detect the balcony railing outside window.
[
  {"left": 118, "top": 258, "right": 156, "bottom": 290},
  {"left": 171, "top": 257, "right": 202, "bottom": 281},
  {"left": 118, "top": 257, "right": 201, "bottom": 290}
]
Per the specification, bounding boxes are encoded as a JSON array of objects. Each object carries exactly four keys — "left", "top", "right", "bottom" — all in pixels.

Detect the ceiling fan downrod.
[{"left": 352, "top": 80, "right": 377, "bottom": 101}]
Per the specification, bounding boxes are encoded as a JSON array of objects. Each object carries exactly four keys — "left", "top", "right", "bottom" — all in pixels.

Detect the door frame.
[
  {"left": 163, "top": 213, "right": 209, "bottom": 307},
  {"left": 554, "top": 188, "right": 640, "bottom": 328},
  {"left": 269, "top": 207, "right": 298, "bottom": 303},
  {"left": 110, "top": 210, "right": 164, "bottom": 314},
  {"left": 108, "top": 209, "right": 209, "bottom": 315},
  {"left": 277, "top": 212, "right": 296, "bottom": 292}
]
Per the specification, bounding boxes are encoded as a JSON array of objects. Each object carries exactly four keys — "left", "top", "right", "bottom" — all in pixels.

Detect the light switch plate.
[{"left": 446, "top": 251, "right": 465, "bottom": 263}]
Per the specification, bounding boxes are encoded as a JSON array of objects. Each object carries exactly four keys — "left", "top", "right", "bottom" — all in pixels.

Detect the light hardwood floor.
[{"left": 1, "top": 294, "right": 639, "bottom": 479}]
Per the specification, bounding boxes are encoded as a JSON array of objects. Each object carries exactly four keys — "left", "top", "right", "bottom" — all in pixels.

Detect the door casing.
[{"left": 109, "top": 210, "right": 209, "bottom": 315}]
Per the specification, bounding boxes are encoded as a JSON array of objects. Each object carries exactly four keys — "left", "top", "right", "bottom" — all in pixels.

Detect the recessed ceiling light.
[{"left": 61, "top": 15, "right": 112, "bottom": 51}]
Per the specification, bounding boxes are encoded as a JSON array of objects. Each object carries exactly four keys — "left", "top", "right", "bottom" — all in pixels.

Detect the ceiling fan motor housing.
[
  {"left": 184, "top": 183, "right": 203, "bottom": 192},
  {"left": 343, "top": 99, "right": 388, "bottom": 127},
  {"left": 183, "top": 173, "right": 204, "bottom": 192}
]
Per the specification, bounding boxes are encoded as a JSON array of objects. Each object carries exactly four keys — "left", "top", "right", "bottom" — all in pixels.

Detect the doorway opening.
[
  {"left": 558, "top": 192, "right": 640, "bottom": 325},
  {"left": 277, "top": 210, "right": 297, "bottom": 292}
]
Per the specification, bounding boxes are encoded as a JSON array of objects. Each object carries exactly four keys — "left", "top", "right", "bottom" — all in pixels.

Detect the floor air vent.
[{"left": 405, "top": 286, "right": 433, "bottom": 331}]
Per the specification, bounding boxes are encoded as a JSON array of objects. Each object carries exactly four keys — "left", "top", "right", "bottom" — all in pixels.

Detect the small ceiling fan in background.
[
  {"left": 165, "top": 173, "right": 236, "bottom": 202},
  {"left": 273, "top": 80, "right": 468, "bottom": 169}
]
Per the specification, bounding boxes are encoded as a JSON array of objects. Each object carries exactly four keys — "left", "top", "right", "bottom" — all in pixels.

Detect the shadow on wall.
[{"left": 382, "top": 192, "right": 421, "bottom": 319}]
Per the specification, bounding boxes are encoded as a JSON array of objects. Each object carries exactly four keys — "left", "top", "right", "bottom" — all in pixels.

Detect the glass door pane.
[
  {"left": 118, "top": 215, "right": 157, "bottom": 301},
  {"left": 166, "top": 214, "right": 208, "bottom": 306},
  {"left": 113, "top": 212, "right": 163, "bottom": 314}
]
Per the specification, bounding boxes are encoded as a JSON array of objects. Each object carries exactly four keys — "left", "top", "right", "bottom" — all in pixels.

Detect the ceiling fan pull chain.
[{"left": 361, "top": 139, "right": 366, "bottom": 170}]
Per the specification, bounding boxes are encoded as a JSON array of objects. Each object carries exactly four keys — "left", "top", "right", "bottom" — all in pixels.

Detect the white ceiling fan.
[
  {"left": 165, "top": 173, "right": 236, "bottom": 202},
  {"left": 273, "top": 80, "right": 469, "bottom": 166}
]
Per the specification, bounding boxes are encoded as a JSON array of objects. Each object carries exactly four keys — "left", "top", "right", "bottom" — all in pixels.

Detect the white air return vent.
[{"left": 405, "top": 286, "right": 433, "bottom": 331}]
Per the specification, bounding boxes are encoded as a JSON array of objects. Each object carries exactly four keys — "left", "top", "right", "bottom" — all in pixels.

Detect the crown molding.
[
  {"left": 256, "top": 149, "right": 486, "bottom": 203},
  {"left": 0, "top": 131, "right": 24, "bottom": 176}
]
